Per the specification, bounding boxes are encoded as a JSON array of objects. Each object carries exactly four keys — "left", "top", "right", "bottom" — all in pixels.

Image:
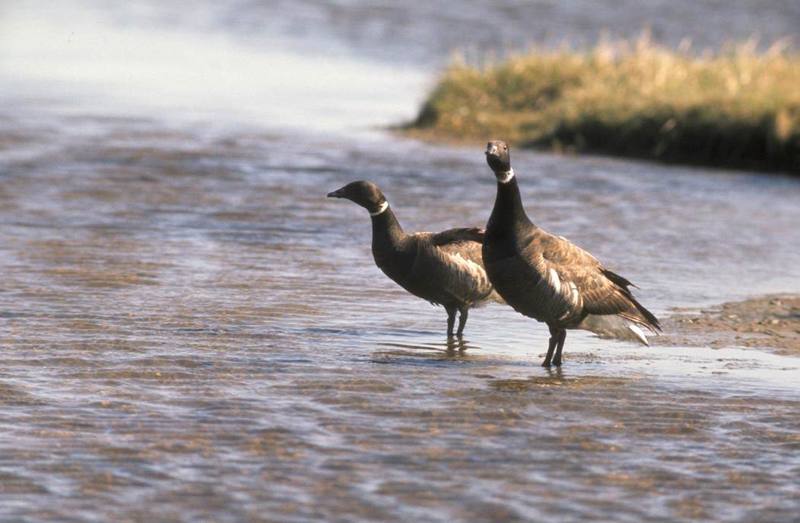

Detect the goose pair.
[{"left": 328, "top": 141, "right": 660, "bottom": 366}]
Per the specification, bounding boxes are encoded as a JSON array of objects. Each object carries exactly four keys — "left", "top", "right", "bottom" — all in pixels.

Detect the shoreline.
[{"left": 657, "top": 294, "right": 800, "bottom": 356}]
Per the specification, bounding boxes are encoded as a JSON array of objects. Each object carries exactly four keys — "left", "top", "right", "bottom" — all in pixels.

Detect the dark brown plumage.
[
  {"left": 328, "top": 181, "right": 498, "bottom": 337},
  {"left": 483, "top": 141, "right": 661, "bottom": 366}
]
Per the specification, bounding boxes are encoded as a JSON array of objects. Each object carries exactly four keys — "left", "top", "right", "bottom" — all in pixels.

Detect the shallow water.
[{"left": 2, "top": 1, "right": 800, "bottom": 522}]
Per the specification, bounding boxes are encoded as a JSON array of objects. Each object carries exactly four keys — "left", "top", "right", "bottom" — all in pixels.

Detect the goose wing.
[
  {"left": 430, "top": 227, "right": 486, "bottom": 267},
  {"left": 430, "top": 227, "right": 485, "bottom": 246},
  {"left": 520, "top": 231, "right": 660, "bottom": 331},
  {"left": 409, "top": 229, "right": 494, "bottom": 304}
]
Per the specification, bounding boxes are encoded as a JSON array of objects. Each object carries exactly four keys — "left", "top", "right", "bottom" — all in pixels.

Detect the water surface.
[{"left": 1, "top": 1, "right": 800, "bottom": 521}]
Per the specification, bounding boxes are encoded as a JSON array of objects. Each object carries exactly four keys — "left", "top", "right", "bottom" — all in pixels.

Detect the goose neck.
[
  {"left": 490, "top": 175, "right": 532, "bottom": 228},
  {"left": 371, "top": 205, "right": 404, "bottom": 249}
]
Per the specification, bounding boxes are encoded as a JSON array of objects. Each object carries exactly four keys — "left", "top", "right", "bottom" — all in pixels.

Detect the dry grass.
[{"left": 406, "top": 36, "right": 800, "bottom": 172}]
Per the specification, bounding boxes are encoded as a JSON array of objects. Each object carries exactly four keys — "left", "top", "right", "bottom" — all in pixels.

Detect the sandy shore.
[{"left": 658, "top": 294, "right": 800, "bottom": 355}]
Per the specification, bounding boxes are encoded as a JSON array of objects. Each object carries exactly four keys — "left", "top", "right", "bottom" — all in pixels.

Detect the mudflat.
[{"left": 660, "top": 295, "right": 800, "bottom": 355}]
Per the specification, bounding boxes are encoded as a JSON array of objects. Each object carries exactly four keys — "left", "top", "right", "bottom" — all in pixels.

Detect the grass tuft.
[{"left": 405, "top": 36, "right": 800, "bottom": 173}]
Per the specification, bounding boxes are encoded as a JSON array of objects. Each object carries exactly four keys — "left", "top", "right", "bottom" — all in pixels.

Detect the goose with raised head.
[
  {"left": 328, "top": 180, "right": 498, "bottom": 338},
  {"left": 482, "top": 141, "right": 661, "bottom": 366}
]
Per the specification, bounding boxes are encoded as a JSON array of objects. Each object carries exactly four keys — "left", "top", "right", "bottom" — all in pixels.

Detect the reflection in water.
[
  {"left": 445, "top": 337, "right": 471, "bottom": 355},
  {"left": 371, "top": 338, "right": 474, "bottom": 364},
  {"left": 487, "top": 371, "right": 636, "bottom": 392}
]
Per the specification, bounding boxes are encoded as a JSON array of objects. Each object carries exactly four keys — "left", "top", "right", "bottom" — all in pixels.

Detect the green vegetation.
[{"left": 406, "top": 37, "right": 800, "bottom": 172}]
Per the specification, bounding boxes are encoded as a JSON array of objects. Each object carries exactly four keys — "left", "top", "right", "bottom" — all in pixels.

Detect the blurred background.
[
  {"left": 1, "top": 2, "right": 800, "bottom": 522},
  {"left": 3, "top": 0, "right": 800, "bottom": 131}
]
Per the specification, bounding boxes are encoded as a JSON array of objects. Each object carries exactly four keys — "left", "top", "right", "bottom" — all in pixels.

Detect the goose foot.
[
  {"left": 552, "top": 329, "right": 567, "bottom": 367},
  {"left": 455, "top": 308, "right": 468, "bottom": 338},
  {"left": 542, "top": 335, "right": 557, "bottom": 367},
  {"left": 446, "top": 306, "right": 457, "bottom": 338},
  {"left": 543, "top": 326, "right": 567, "bottom": 367}
]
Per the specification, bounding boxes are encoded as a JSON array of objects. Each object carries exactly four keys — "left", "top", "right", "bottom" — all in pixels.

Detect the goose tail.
[
  {"left": 578, "top": 314, "right": 654, "bottom": 345},
  {"left": 601, "top": 269, "right": 661, "bottom": 333},
  {"left": 625, "top": 294, "right": 662, "bottom": 334}
]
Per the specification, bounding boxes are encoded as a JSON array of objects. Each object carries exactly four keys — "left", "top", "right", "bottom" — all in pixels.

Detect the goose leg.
[
  {"left": 446, "top": 306, "right": 457, "bottom": 337},
  {"left": 456, "top": 307, "right": 468, "bottom": 338},
  {"left": 552, "top": 329, "right": 567, "bottom": 367},
  {"left": 542, "top": 326, "right": 559, "bottom": 367}
]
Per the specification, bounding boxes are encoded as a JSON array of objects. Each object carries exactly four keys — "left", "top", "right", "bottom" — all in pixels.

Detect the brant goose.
[
  {"left": 482, "top": 141, "right": 661, "bottom": 366},
  {"left": 328, "top": 181, "right": 498, "bottom": 337}
]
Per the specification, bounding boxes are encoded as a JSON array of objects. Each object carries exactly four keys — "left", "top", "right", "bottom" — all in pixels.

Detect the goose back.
[
  {"left": 373, "top": 225, "right": 494, "bottom": 308},
  {"left": 410, "top": 228, "right": 495, "bottom": 306}
]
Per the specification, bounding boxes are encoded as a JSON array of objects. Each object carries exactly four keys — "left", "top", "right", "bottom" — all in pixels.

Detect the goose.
[
  {"left": 482, "top": 141, "right": 661, "bottom": 366},
  {"left": 328, "top": 180, "right": 497, "bottom": 337}
]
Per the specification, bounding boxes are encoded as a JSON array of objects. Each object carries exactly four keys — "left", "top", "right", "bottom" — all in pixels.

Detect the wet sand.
[{"left": 661, "top": 295, "right": 800, "bottom": 356}]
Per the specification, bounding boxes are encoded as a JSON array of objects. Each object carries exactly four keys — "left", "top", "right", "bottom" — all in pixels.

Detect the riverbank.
[
  {"left": 405, "top": 38, "right": 800, "bottom": 173},
  {"left": 658, "top": 295, "right": 800, "bottom": 355}
]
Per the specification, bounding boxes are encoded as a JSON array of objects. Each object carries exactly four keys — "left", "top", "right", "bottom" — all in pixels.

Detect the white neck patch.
[
  {"left": 496, "top": 168, "right": 515, "bottom": 184},
  {"left": 370, "top": 201, "right": 389, "bottom": 216}
]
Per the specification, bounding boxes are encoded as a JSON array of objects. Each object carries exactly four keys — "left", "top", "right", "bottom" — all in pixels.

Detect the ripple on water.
[{"left": 1, "top": 102, "right": 800, "bottom": 521}]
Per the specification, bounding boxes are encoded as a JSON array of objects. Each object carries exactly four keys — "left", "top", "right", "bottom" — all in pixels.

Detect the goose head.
[
  {"left": 485, "top": 140, "right": 513, "bottom": 181},
  {"left": 327, "top": 180, "right": 388, "bottom": 215}
]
